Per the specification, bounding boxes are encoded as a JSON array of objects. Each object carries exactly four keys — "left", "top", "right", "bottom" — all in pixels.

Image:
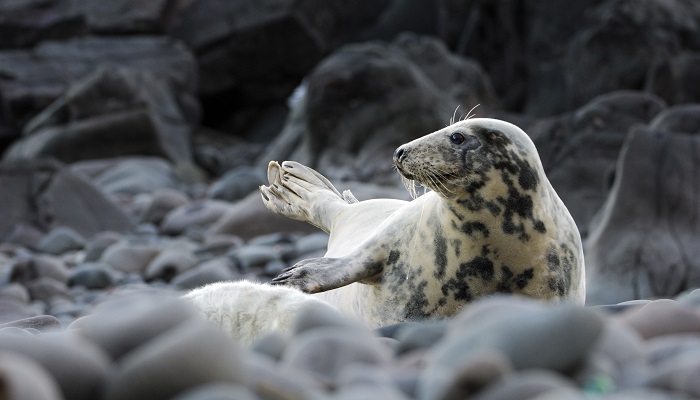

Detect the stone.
[
  {"left": 0, "top": 0, "right": 86, "bottom": 48},
  {"left": 0, "top": 331, "right": 112, "bottom": 400},
  {"left": 0, "top": 351, "right": 64, "bottom": 400},
  {"left": 37, "top": 226, "right": 86, "bottom": 255},
  {"left": 524, "top": 91, "right": 665, "bottom": 235},
  {"left": 586, "top": 126, "right": 700, "bottom": 304},
  {"left": 0, "top": 298, "right": 41, "bottom": 324},
  {"left": 419, "top": 302, "right": 604, "bottom": 399},
  {"left": 103, "top": 322, "right": 246, "bottom": 400},
  {"left": 210, "top": 184, "right": 322, "bottom": 240},
  {"left": 140, "top": 189, "right": 190, "bottom": 225},
  {"left": 5, "top": 254, "right": 70, "bottom": 284},
  {"left": 161, "top": 199, "right": 232, "bottom": 236},
  {"left": 0, "top": 283, "right": 31, "bottom": 303},
  {"left": 245, "top": 353, "right": 323, "bottom": 400},
  {"left": 0, "top": 160, "right": 134, "bottom": 240},
  {"left": 144, "top": 248, "right": 197, "bottom": 282},
  {"left": 87, "top": 157, "right": 181, "bottom": 196},
  {"left": 618, "top": 299, "right": 700, "bottom": 339},
  {"left": 422, "top": 350, "right": 512, "bottom": 400},
  {"left": 646, "top": 335, "right": 700, "bottom": 366},
  {"left": 563, "top": 0, "right": 695, "bottom": 109},
  {"left": 170, "top": 383, "right": 258, "bottom": 400},
  {"left": 0, "top": 315, "right": 61, "bottom": 332},
  {"left": 394, "top": 320, "right": 448, "bottom": 355},
  {"left": 294, "top": 231, "right": 330, "bottom": 256},
  {"left": 72, "top": 0, "right": 177, "bottom": 34},
  {"left": 229, "top": 245, "right": 279, "bottom": 271},
  {"left": 24, "top": 277, "right": 69, "bottom": 303},
  {"left": 100, "top": 240, "right": 161, "bottom": 275},
  {"left": 282, "top": 326, "right": 391, "bottom": 387},
  {"left": 207, "top": 166, "right": 265, "bottom": 202},
  {"left": 82, "top": 231, "right": 123, "bottom": 262},
  {"left": 171, "top": 257, "right": 240, "bottom": 291},
  {"left": 649, "top": 104, "right": 700, "bottom": 135},
  {"left": 290, "top": 300, "right": 364, "bottom": 337},
  {"left": 472, "top": 370, "right": 575, "bottom": 400},
  {"left": 70, "top": 291, "right": 201, "bottom": 360},
  {"left": 647, "top": 52, "right": 700, "bottom": 106},
  {"left": 0, "top": 35, "right": 198, "bottom": 136},
  {"left": 69, "top": 262, "right": 117, "bottom": 289}
]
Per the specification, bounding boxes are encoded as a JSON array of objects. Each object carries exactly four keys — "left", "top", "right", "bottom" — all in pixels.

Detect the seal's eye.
[{"left": 450, "top": 132, "right": 465, "bottom": 145}]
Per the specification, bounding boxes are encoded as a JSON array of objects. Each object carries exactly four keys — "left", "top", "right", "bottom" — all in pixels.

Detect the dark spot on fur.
[
  {"left": 387, "top": 250, "right": 401, "bottom": 266},
  {"left": 462, "top": 221, "right": 489, "bottom": 238},
  {"left": 405, "top": 280, "right": 431, "bottom": 319},
  {"left": 496, "top": 266, "right": 514, "bottom": 293},
  {"left": 434, "top": 234, "right": 448, "bottom": 279},
  {"left": 515, "top": 268, "right": 534, "bottom": 289},
  {"left": 533, "top": 220, "right": 546, "bottom": 233},
  {"left": 462, "top": 256, "right": 494, "bottom": 281}
]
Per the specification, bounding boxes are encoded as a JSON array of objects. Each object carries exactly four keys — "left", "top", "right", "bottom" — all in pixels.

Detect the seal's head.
[{"left": 393, "top": 118, "right": 544, "bottom": 200}]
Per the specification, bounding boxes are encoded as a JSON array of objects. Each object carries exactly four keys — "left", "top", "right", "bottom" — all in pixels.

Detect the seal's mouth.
[{"left": 394, "top": 163, "right": 414, "bottom": 180}]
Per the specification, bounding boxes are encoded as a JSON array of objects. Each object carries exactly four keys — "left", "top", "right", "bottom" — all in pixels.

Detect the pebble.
[
  {"left": 69, "top": 262, "right": 118, "bottom": 289},
  {"left": 171, "top": 257, "right": 240, "bottom": 290},
  {"left": 160, "top": 199, "right": 231, "bottom": 235},
  {"left": 144, "top": 248, "right": 197, "bottom": 282},
  {"left": 5, "top": 255, "right": 70, "bottom": 284},
  {"left": 37, "top": 226, "right": 86, "bottom": 255},
  {"left": 229, "top": 244, "right": 280, "bottom": 271},
  {"left": 472, "top": 370, "right": 575, "bottom": 400},
  {"left": 82, "top": 231, "right": 123, "bottom": 262},
  {"left": 0, "top": 315, "right": 61, "bottom": 332},
  {"left": 618, "top": 299, "right": 700, "bottom": 339},
  {"left": 140, "top": 189, "right": 190, "bottom": 225},
  {"left": 170, "top": 383, "right": 259, "bottom": 400},
  {"left": 103, "top": 321, "right": 246, "bottom": 400},
  {"left": 0, "top": 352, "right": 64, "bottom": 400},
  {"left": 207, "top": 166, "right": 265, "bottom": 202},
  {"left": 0, "top": 331, "right": 112, "bottom": 400},
  {"left": 100, "top": 240, "right": 161, "bottom": 274}
]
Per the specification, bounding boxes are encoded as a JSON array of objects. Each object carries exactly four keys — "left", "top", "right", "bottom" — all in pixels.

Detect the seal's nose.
[{"left": 394, "top": 147, "right": 407, "bottom": 164}]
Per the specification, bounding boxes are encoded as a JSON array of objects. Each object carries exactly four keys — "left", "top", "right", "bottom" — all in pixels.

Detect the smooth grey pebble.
[
  {"left": 0, "top": 315, "right": 61, "bottom": 332},
  {"left": 0, "top": 352, "right": 64, "bottom": 400},
  {"left": 172, "top": 258, "right": 240, "bottom": 290},
  {"left": 37, "top": 226, "right": 86, "bottom": 255},
  {"left": 69, "top": 262, "right": 117, "bottom": 289}
]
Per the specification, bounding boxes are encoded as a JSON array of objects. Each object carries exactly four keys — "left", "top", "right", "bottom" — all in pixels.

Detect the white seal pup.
[
  {"left": 261, "top": 118, "right": 585, "bottom": 327},
  {"left": 183, "top": 280, "right": 338, "bottom": 345}
]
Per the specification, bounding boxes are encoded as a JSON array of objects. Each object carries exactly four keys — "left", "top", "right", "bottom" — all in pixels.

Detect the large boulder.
[
  {"left": 0, "top": 35, "right": 198, "bottom": 139},
  {"left": 4, "top": 64, "right": 194, "bottom": 164},
  {"left": 585, "top": 105, "right": 700, "bottom": 305},
  {"left": 258, "top": 34, "right": 498, "bottom": 184},
  {"left": 0, "top": 160, "right": 134, "bottom": 242},
  {"left": 520, "top": 91, "right": 666, "bottom": 235}
]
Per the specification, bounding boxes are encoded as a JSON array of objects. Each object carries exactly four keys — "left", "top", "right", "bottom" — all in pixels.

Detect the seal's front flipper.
[{"left": 270, "top": 256, "right": 383, "bottom": 293}]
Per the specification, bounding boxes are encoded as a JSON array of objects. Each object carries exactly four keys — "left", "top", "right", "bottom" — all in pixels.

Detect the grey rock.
[
  {"left": 649, "top": 104, "right": 700, "bottom": 135},
  {"left": 144, "top": 248, "right": 197, "bottom": 282},
  {"left": 643, "top": 355, "right": 700, "bottom": 398},
  {"left": 230, "top": 245, "right": 279, "bottom": 271},
  {"left": 207, "top": 166, "right": 265, "bottom": 202},
  {"left": 294, "top": 231, "right": 330, "bottom": 256},
  {"left": 73, "top": 0, "right": 176, "bottom": 34},
  {"left": 394, "top": 320, "right": 448, "bottom": 355},
  {"left": 0, "top": 160, "right": 134, "bottom": 241},
  {"left": 25, "top": 277, "right": 70, "bottom": 304},
  {"left": 0, "top": 352, "right": 64, "bottom": 400},
  {"left": 245, "top": 353, "right": 323, "bottom": 400},
  {"left": 283, "top": 326, "right": 391, "bottom": 387},
  {"left": 472, "top": 370, "right": 575, "bottom": 400},
  {"left": 82, "top": 231, "right": 123, "bottom": 262},
  {"left": 0, "top": 331, "right": 112, "bottom": 400},
  {"left": 87, "top": 157, "right": 181, "bottom": 196},
  {"left": 5, "top": 255, "right": 70, "bottom": 284},
  {"left": 525, "top": 91, "right": 665, "bottom": 235},
  {"left": 677, "top": 288, "right": 700, "bottom": 308},
  {"left": 647, "top": 52, "right": 700, "bottom": 106},
  {"left": 586, "top": 126, "right": 700, "bottom": 304},
  {"left": 290, "top": 300, "right": 364, "bottom": 337},
  {"left": 161, "top": 199, "right": 231, "bottom": 235},
  {"left": 419, "top": 302, "right": 604, "bottom": 399},
  {"left": 0, "top": 315, "right": 61, "bottom": 332},
  {"left": 171, "top": 258, "right": 239, "bottom": 291},
  {"left": 0, "top": 35, "right": 197, "bottom": 135},
  {"left": 0, "top": 0, "right": 86, "bottom": 48},
  {"left": 140, "top": 189, "right": 190, "bottom": 225},
  {"left": 37, "top": 226, "right": 86, "bottom": 255},
  {"left": 422, "top": 350, "right": 512, "bottom": 400},
  {"left": 211, "top": 190, "right": 317, "bottom": 240},
  {"left": 171, "top": 383, "right": 258, "bottom": 400},
  {"left": 69, "top": 262, "right": 117, "bottom": 289},
  {"left": 0, "top": 283, "right": 31, "bottom": 303},
  {"left": 100, "top": 240, "right": 161, "bottom": 274},
  {"left": 71, "top": 291, "right": 201, "bottom": 360},
  {"left": 250, "top": 332, "right": 289, "bottom": 361},
  {"left": 618, "top": 299, "right": 700, "bottom": 339},
  {"left": 646, "top": 335, "right": 700, "bottom": 366},
  {"left": 103, "top": 321, "right": 246, "bottom": 400},
  {"left": 0, "top": 298, "right": 40, "bottom": 324},
  {"left": 263, "top": 259, "right": 287, "bottom": 277}
]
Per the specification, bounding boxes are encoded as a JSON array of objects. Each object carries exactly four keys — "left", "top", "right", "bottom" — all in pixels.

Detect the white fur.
[{"left": 183, "top": 280, "right": 338, "bottom": 345}]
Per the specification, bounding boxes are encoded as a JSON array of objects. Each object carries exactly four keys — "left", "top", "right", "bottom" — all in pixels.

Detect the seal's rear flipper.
[{"left": 260, "top": 161, "right": 350, "bottom": 233}]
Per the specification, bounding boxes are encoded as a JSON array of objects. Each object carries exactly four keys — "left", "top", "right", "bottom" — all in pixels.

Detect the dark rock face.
[{"left": 586, "top": 114, "right": 700, "bottom": 305}]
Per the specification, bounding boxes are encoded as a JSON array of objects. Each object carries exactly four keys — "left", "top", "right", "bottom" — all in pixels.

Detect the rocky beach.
[{"left": 1, "top": 0, "right": 700, "bottom": 399}]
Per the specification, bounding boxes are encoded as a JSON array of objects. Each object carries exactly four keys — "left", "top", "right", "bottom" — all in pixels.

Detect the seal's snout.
[{"left": 394, "top": 147, "right": 407, "bottom": 164}]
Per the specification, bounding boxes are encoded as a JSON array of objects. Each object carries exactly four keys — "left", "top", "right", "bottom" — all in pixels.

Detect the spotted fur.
[{"left": 258, "top": 118, "right": 585, "bottom": 328}]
